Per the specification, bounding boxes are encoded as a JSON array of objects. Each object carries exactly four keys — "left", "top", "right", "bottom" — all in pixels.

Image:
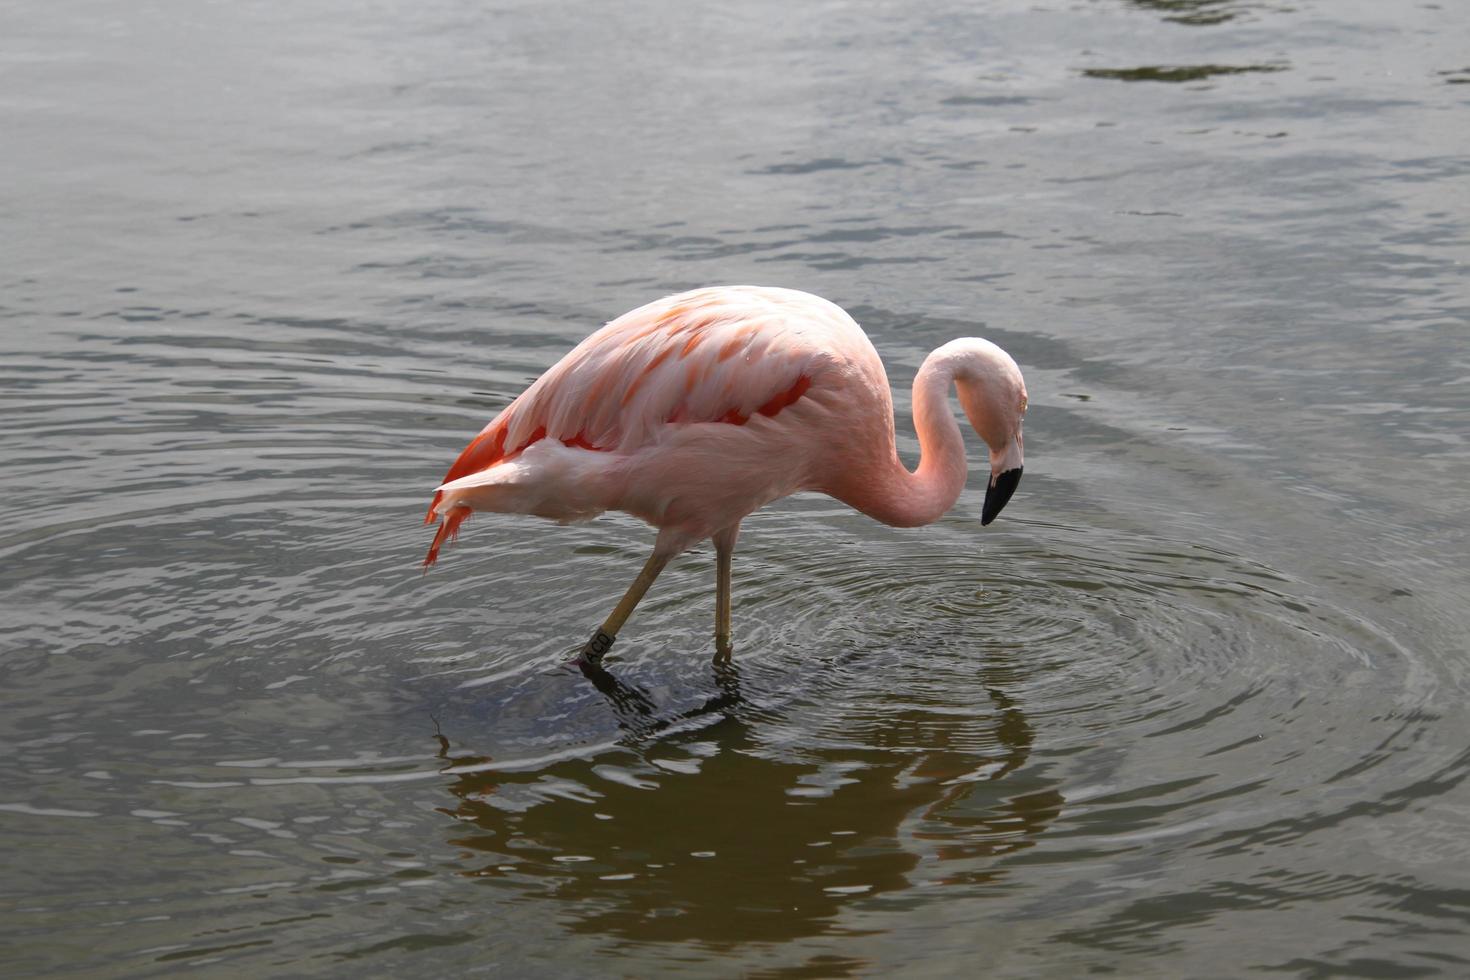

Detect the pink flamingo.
[{"left": 424, "top": 286, "right": 1027, "bottom": 664}]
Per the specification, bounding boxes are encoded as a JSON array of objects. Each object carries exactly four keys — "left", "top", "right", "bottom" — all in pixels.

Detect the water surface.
[{"left": 4, "top": 0, "right": 1470, "bottom": 975}]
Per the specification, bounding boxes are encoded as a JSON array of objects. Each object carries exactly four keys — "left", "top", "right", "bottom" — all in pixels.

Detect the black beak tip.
[{"left": 982, "top": 466, "right": 1023, "bottom": 526}]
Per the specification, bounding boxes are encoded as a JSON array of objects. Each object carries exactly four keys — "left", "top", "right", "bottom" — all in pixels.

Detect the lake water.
[{"left": 4, "top": 0, "right": 1470, "bottom": 975}]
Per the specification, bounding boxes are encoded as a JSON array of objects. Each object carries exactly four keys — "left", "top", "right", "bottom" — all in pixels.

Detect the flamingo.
[{"left": 424, "top": 285, "right": 1027, "bottom": 664}]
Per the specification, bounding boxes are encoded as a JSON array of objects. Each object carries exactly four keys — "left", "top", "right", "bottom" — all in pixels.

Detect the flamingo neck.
[{"left": 843, "top": 350, "right": 969, "bottom": 529}]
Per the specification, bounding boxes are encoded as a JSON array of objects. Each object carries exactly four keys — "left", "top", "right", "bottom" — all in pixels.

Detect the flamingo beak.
[{"left": 982, "top": 466, "right": 1023, "bottom": 526}]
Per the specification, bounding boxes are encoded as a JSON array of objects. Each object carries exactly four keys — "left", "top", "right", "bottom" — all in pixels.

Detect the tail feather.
[
  {"left": 425, "top": 423, "right": 511, "bottom": 524},
  {"left": 422, "top": 505, "right": 471, "bottom": 569}
]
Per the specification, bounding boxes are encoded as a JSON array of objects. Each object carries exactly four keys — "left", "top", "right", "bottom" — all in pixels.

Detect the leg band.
[{"left": 583, "top": 629, "right": 616, "bottom": 662}]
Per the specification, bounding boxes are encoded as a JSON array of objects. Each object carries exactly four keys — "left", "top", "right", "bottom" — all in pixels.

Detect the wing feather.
[{"left": 432, "top": 288, "right": 824, "bottom": 503}]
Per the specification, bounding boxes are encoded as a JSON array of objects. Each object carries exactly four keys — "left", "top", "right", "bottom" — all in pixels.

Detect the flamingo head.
[{"left": 951, "top": 339, "right": 1027, "bottom": 525}]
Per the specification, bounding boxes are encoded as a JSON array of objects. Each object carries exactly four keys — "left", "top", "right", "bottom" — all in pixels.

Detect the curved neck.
[{"left": 841, "top": 351, "right": 969, "bottom": 528}]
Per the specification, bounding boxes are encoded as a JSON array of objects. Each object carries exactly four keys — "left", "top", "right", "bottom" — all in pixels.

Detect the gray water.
[{"left": 4, "top": 0, "right": 1470, "bottom": 975}]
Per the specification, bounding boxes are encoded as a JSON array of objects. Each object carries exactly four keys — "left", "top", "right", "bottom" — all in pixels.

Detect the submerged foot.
[
  {"left": 714, "top": 632, "right": 733, "bottom": 664},
  {"left": 575, "top": 655, "right": 660, "bottom": 725}
]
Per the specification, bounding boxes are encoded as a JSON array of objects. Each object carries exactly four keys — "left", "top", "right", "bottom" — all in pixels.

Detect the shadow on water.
[{"left": 429, "top": 649, "right": 1059, "bottom": 946}]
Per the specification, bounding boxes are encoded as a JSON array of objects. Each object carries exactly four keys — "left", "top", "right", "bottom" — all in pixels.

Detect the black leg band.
[{"left": 582, "top": 629, "right": 615, "bottom": 663}]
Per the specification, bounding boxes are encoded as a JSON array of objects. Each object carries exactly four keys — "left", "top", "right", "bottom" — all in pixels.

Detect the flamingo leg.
[
  {"left": 580, "top": 547, "right": 672, "bottom": 664},
  {"left": 713, "top": 524, "right": 740, "bottom": 661}
]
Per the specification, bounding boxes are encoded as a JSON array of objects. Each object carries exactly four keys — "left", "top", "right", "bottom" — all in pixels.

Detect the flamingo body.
[{"left": 425, "top": 286, "right": 1027, "bottom": 661}]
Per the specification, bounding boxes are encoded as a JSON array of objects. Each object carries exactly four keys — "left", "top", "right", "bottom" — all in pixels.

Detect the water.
[{"left": 4, "top": 0, "right": 1469, "bottom": 975}]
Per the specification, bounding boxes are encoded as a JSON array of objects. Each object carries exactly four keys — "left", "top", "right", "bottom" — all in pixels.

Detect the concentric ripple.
[
  {"left": 2, "top": 306, "right": 1453, "bottom": 965},
  {"left": 254, "top": 509, "right": 1434, "bottom": 949}
]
